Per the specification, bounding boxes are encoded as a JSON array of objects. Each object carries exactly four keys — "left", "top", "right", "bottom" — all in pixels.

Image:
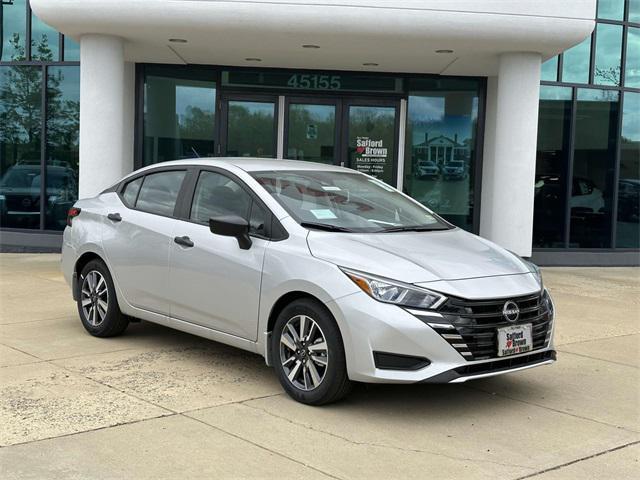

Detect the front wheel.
[{"left": 271, "top": 299, "right": 352, "bottom": 405}]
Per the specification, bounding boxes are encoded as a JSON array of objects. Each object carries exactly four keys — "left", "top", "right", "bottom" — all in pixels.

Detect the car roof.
[{"left": 138, "top": 157, "right": 352, "bottom": 174}]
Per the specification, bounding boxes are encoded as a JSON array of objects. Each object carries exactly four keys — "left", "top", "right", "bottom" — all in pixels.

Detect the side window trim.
[{"left": 116, "top": 167, "right": 190, "bottom": 219}]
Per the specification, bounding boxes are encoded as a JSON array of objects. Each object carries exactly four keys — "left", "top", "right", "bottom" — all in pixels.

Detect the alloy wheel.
[
  {"left": 279, "top": 314, "right": 329, "bottom": 391},
  {"left": 80, "top": 270, "right": 109, "bottom": 326}
]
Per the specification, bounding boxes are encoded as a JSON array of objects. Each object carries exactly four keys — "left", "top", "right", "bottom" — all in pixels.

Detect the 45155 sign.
[{"left": 287, "top": 74, "right": 342, "bottom": 90}]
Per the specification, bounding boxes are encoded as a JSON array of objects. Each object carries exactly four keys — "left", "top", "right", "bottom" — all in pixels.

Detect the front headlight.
[
  {"left": 508, "top": 250, "right": 543, "bottom": 288},
  {"left": 542, "top": 288, "right": 554, "bottom": 319},
  {"left": 340, "top": 268, "right": 446, "bottom": 310},
  {"left": 523, "top": 259, "right": 542, "bottom": 287}
]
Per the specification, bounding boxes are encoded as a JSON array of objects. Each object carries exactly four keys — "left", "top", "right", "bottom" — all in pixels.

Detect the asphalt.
[{"left": 0, "top": 254, "right": 638, "bottom": 479}]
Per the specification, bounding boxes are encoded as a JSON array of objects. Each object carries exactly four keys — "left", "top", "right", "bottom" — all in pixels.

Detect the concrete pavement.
[{"left": 0, "top": 254, "right": 638, "bottom": 479}]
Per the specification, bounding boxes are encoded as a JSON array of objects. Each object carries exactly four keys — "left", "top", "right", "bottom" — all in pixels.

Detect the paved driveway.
[{"left": 0, "top": 254, "right": 638, "bottom": 479}]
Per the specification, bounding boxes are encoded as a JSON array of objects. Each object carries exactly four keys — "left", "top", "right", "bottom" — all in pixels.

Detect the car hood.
[{"left": 306, "top": 227, "right": 530, "bottom": 284}]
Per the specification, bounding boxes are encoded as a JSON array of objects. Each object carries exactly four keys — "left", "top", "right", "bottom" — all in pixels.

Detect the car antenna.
[{"left": 191, "top": 147, "right": 201, "bottom": 158}]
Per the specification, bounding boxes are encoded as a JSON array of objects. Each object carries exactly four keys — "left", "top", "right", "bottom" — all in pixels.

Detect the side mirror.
[{"left": 209, "top": 215, "right": 252, "bottom": 250}]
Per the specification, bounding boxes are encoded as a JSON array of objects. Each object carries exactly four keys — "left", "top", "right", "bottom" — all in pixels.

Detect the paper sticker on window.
[
  {"left": 310, "top": 209, "right": 337, "bottom": 220},
  {"left": 306, "top": 124, "right": 318, "bottom": 140},
  {"left": 321, "top": 186, "right": 341, "bottom": 191}
]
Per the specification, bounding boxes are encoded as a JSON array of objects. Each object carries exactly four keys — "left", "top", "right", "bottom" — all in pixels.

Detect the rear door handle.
[
  {"left": 174, "top": 235, "right": 194, "bottom": 248},
  {"left": 107, "top": 213, "right": 122, "bottom": 222}
]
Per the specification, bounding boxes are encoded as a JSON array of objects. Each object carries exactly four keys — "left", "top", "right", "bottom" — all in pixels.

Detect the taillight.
[{"left": 67, "top": 207, "right": 81, "bottom": 227}]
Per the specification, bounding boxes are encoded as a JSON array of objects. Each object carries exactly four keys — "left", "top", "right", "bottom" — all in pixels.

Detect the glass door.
[
  {"left": 343, "top": 100, "right": 399, "bottom": 186},
  {"left": 220, "top": 95, "right": 278, "bottom": 157},
  {"left": 284, "top": 98, "right": 340, "bottom": 164},
  {"left": 284, "top": 97, "right": 400, "bottom": 185}
]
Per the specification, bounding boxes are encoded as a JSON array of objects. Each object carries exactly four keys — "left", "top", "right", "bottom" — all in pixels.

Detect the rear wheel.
[
  {"left": 77, "top": 259, "right": 129, "bottom": 337},
  {"left": 271, "top": 298, "right": 352, "bottom": 405}
]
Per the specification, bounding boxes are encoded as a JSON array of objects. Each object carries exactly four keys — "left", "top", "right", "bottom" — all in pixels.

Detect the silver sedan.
[{"left": 62, "top": 158, "right": 555, "bottom": 405}]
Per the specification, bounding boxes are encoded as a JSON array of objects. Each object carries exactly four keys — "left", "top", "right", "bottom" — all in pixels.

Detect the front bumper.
[{"left": 329, "top": 291, "right": 555, "bottom": 384}]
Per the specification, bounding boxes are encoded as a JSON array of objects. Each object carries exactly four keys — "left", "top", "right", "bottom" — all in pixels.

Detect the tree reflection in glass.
[
  {"left": 0, "top": 47, "right": 43, "bottom": 228},
  {"left": 46, "top": 66, "right": 80, "bottom": 230}
]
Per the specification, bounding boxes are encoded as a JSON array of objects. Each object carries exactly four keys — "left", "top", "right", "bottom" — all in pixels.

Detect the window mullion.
[{"left": 39, "top": 64, "right": 48, "bottom": 230}]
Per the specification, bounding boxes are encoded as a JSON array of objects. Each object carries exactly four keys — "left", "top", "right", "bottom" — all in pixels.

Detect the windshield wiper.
[
  {"left": 381, "top": 225, "right": 449, "bottom": 233},
  {"left": 300, "top": 222, "right": 355, "bottom": 232}
]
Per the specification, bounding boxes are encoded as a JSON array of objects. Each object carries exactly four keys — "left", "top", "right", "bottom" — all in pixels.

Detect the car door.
[
  {"left": 167, "top": 168, "right": 270, "bottom": 340},
  {"left": 102, "top": 168, "right": 189, "bottom": 315}
]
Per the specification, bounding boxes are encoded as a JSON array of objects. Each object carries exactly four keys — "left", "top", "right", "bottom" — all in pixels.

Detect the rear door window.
[{"left": 135, "top": 170, "right": 186, "bottom": 216}]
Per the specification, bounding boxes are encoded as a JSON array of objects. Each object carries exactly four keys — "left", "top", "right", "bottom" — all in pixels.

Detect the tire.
[
  {"left": 271, "top": 298, "right": 352, "bottom": 405},
  {"left": 77, "top": 259, "right": 129, "bottom": 337}
]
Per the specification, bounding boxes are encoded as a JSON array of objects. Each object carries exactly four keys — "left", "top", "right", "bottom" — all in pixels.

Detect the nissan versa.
[{"left": 62, "top": 158, "right": 556, "bottom": 405}]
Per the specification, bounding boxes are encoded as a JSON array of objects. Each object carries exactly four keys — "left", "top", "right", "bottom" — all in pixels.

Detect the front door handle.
[
  {"left": 107, "top": 213, "right": 122, "bottom": 222},
  {"left": 174, "top": 235, "right": 194, "bottom": 248}
]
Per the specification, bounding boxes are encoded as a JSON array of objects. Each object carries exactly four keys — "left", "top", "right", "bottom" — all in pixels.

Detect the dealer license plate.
[{"left": 497, "top": 324, "right": 533, "bottom": 357}]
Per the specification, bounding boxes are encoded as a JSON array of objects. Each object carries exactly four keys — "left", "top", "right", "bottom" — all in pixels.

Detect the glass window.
[
  {"left": 1, "top": 0, "right": 27, "bottom": 61},
  {"left": 252, "top": 170, "right": 450, "bottom": 233},
  {"left": 569, "top": 89, "right": 620, "bottom": 248},
  {"left": 594, "top": 24, "right": 623, "bottom": 85},
  {"left": 631, "top": 0, "right": 640, "bottom": 23},
  {"left": 533, "top": 87, "right": 573, "bottom": 248},
  {"left": 616, "top": 92, "right": 640, "bottom": 248},
  {"left": 45, "top": 66, "right": 79, "bottom": 230},
  {"left": 597, "top": 0, "right": 625, "bottom": 20},
  {"left": 0, "top": 65, "right": 43, "bottom": 230},
  {"left": 541, "top": 56, "right": 559, "bottom": 82},
  {"left": 626, "top": 28, "right": 640, "bottom": 88},
  {"left": 286, "top": 103, "right": 336, "bottom": 164},
  {"left": 30, "top": 9, "right": 59, "bottom": 61},
  {"left": 226, "top": 100, "right": 276, "bottom": 158},
  {"left": 562, "top": 36, "right": 592, "bottom": 84},
  {"left": 190, "top": 170, "right": 251, "bottom": 223},
  {"left": 135, "top": 170, "right": 186, "bottom": 216},
  {"left": 248, "top": 200, "right": 267, "bottom": 236},
  {"left": 63, "top": 36, "right": 80, "bottom": 61},
  {"left": 404, "top": 79, "right": 480, "bottom": 232},
  {"left": 143, "top": 70, "right": 216, "bottom": 166},
  {"left": 347, "top": 105, "right": 397, "bottom": 185},
  {"left": 122, "top": 177, "right": 143, "bottom": 207}
]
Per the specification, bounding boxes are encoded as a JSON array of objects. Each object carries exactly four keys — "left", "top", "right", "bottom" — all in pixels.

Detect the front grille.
[{"left": 430, "top": 291, "right": 553, "bottom": 361}]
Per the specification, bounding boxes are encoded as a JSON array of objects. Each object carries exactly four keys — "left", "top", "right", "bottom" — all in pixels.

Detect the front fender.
[{"left": 256, "top": 235, "right": 360, "bottom": 362}]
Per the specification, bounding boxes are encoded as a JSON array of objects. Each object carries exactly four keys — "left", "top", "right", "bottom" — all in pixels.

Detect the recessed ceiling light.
[
  {"left": 168, "top": 38, "right": 187, "bottom": 43},
  {"left": 435, "top": 49, "right": 454, "bottom": 54},
  {"left": 302, "top": 44, "right": 320, "bottom": 49},
  {"left": 362, "top": 62, "right": 379, "bottom": 66},
  {"left": 245, "top": 57, "right": 262, "bottom": 62}
]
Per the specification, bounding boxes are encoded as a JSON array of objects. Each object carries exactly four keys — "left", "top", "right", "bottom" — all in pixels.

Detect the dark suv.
[{"left": 0, "top": 163, "right": 78, "bottom": 230}]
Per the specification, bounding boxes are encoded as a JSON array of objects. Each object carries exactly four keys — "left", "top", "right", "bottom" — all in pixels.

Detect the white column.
[
  {"left": 79, "top": 35, "right": 134, "bottom": 198},
  {"left": 480, "top": 52, "right": 542, "bottom": 257}
]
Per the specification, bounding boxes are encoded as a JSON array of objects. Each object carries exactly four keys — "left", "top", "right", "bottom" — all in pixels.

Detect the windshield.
[{"left": 251, "top": 170, "right": 451, "bottom": 233}]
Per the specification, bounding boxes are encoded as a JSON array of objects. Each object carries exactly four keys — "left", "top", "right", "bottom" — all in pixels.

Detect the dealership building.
[{"left": 1, "top": 0, "right": 638, "bottom": 265}]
